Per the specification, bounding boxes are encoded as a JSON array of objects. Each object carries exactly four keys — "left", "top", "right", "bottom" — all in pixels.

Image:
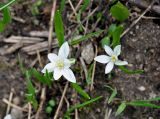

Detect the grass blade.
[
  {"left": 54, "top": 10, "right": 65, "bottom": 46},
  {"left": 71, "top": 83, "right": 90, "bottom": 99},
  {"left": 64, "top": 96, "right": 102, "bottom": 118},
  {"left": 118, "top": 66, "right": 144, "bottom": 74},
  {"left": 115, "top": 102, "right": 126, "bottom": 116},
  {"left": 70, "top": 30, "right": 104, "bottom": 45}
]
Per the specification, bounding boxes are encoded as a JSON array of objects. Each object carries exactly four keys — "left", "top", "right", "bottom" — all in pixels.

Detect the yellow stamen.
[{"left": 56, "top": 60, "right": 64, "bottom": 69}]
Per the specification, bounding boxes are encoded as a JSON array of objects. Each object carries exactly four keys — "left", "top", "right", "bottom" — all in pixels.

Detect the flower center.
[
  {"left": 56, "top": 60, "right": 64, "bottom": 69},
  {"left": 111, "top": 55, "right": 117, "bottom": 62}
]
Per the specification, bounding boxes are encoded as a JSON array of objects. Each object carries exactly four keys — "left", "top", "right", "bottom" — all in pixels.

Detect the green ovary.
[
  {"left": 56, "top": 60, "right": 64, "bottom": 69},
  {"left": 111, "top": 55, "right": 117, "bottom": 62}
]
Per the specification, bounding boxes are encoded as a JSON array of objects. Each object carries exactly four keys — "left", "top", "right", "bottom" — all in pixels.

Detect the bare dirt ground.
[{"left": 0, "top": 0, "right": 160, "bottom": 119}]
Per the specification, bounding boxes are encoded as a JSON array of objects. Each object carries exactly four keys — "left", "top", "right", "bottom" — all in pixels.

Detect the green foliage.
[
  {"left": 105, "top": 85, "right": 117, "bottom": 104},
  {"left": 0, "top": 0, "right": 15, "bottom": 11},
  {"left": 45, "top": 106, "right": 52, "bottom": 114},
  {"left": 54, "top": 10, "right": 65, "bottom": 46},
  {"left": 76, "top": 0, "right": 90, "bottom": 31},
  {"left": 111, "top": 25, "right": 124, "bottom": 48},
  {"left": 71, "top": 83, "right": 90, "bottom": 99},
  {"left": 101, "top": 36, "right": 110, "bottom": 48},
  {"left": 118, "top": 66, "right": 144, "bottom": 74},
  {"left": 25, "top": 70, "right": 38, "bottom": 109},
  {"left": 45, "top": 99, "right": 56, "bottom": 114},
  {"left": 110, "top": 1, "right": 129, "bottom": 22},
  {"left": 64, "top": 96, "right": 102, "bottom": 118},
  {"left": 70, "top": 30, "right": 104, "bottom": 45},
  {"left": 86, "top": 63, "right": 94, "bottom": 85},
  {"left": 127, "top": 101, "right": 160, "bottom": 109},
  {"left": 48, "top": 99, "right": 56, "bottom": 107},
  {"left": 115, "top": 102, "right": 126, "bottom": 116},
  {"left": 30, "top": 0, "right": 43, "bottom": 15},
  {"left": 108, "top": 24, "right": 117, "bottom": 37},
  {"left": 60, "top": 0, "right": 66, "bottom": 13},
  {"left": 116, "top": 97, "right": 160, "bottom": 116},
  {"left": 0, "top": 6, "right": 12, "bottom": 32},
  {"left": 31, "top": 68, "right": 52, "bottom": 86}
]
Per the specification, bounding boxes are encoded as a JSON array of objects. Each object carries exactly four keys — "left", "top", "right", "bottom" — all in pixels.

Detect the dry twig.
[
  {"left": 90, "top": 45, "right": 97, "bottom": 91},
  {"left": 6, "top": 91, "right": 13, "bottom": 115},
  {"left": 3, "top": 99, "right": 28, "bottom": 112},
  {"left": 48, "top": 0, "right": 57, "bottom": 53},
  {"left": 35, "top": 87, "right": 46, "bottom": 119},
  {"left": 53, "top": 82, "right": 69, "bottom": 119},
  {"left": 121, "top": 1, "right": 155, "bottom": 37}
]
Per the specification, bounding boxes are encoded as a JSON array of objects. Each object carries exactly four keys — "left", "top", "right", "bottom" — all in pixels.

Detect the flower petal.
[
  {"left": 58, "top": 42, "right": 69, "bottom": 58},
  {"left": 115, "top": 60, "right": 128, "bottom": 65},
  {"left": 62, "top": 68, "right": 76, "bottom": 83},
  {"left": 4, "top": 114, "right": 12, "bottom": 119},
  {"left": 113, "top": 45, "right": 121, "bottom": 56},
  {"left": 54, "top": 68, "right": 62, "bottom": 80},
  {"left": 48, "top": 53, "right": 58, "bottom": 62},
  {"left": 41, "top": 63, "right": 55, "bottom": 73},
  {"left": 94, "top": 55, "right": 111, "bottom": 64},
  {"left": 64, "top": 59, "right": 71, "bottom": 68},
  {"left": 104, "top": 45, "right": 114, "bottom": 56},
  {"left": 105, "top": 62, "right": 114, "bottom": 74}
]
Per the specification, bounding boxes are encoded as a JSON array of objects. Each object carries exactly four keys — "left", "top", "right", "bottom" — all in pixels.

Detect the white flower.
[
  {"left": 94, "top": 45, "right": 128, "bottom": 74},
  {"left": 42, "top": 42, "right": 76, "bottom": 83},
  {"left": 4, "top": 114, "right": 12, "bottom": 119}
]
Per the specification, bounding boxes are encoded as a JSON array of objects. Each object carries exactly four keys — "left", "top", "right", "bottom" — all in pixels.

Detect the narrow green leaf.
[
  {"left": 0, "top": 0, "right": 16, "bottom": 11},
  {"left": 127, "top": 101, "right": 160, "bottom": 109},
  {"left": 86, "top": 63, "right": 94, "bottom": 85},
  {"left": 115, "top": 102, "right": 126, "bottom": 116},
  {"left": 105, "top": 86, "right": 117, "bottom": 104},
  {"left": 60, "top": 0, "right": 65, "bottom": 13},
  {"left": 64, "top": 96, "right": 102, "bottom": 118},
  {"left": 2, "top": 7, "right": 11, "bottom": 24},
  {"left": 118, "top": 66, "right": 144, "bottom": 74},
  {"left": 70, "top": 30, "right": 104, "bottom": 45},
  {"left": 25, "top": 70, "right": 35, "bottom": 95},
  {"left": 32, "top": 68, "right": 52, "bottom": 86},
  {"left": 54, "top": 10, "right": 65, "bottom": 46},
  {"left": 80, "top": 0, "right": 90, "bottom": 12},
  {"left": 110, "top": 1, "right": 129, "bottom": 22},
  {"left": 0, "top": 22, "right": 5, "bottom": 32},
  {"left": 111, "top": 25, "right": 124, "bottom": 48},
  {"left": 71, "top": 83, "right": 90, "bottom": 99}
]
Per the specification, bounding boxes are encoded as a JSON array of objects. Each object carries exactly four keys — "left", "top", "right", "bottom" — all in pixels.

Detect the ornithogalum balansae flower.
[
  {"left": 94, "top": 45, "right": 128, "bottom": 74},
  {"left": 42, "top": 42, "right": 76, "bottom": 83}
]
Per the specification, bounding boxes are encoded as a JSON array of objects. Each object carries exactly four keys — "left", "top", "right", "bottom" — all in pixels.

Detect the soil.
[{"left": 0, "top": 0, "right": 160, "bottom": 119}]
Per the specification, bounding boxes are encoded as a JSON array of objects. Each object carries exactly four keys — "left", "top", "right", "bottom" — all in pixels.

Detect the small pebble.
[{"left": 138, "top": 86, "right": 146, "bottom": 91}]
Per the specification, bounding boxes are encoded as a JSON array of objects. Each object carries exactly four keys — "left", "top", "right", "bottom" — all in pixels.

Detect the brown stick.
[
  {"left": 90, "top": 45, "right": 97, "bottom": 91},
  {"left": 48, "top": 0, "right": 57, "bottom": 53},
  {"left": 53, "top": 82, "right": 69, "bottom": 119},
  {"left": 128, "top": 0, "right": 160, "bottom": 15},
  {"left": 121, "top": 1, "right": 155, "bottom": 37},
  {"left": 35, "top": 87, "right": 46, "bottom": 119}
]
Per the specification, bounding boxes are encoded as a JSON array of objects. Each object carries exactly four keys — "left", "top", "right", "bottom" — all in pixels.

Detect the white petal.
[
  {"left": 105, "top": 62, "right": 114, "bottom": 74},
  {"left": 58, "top": 42, "right": 69, "bottom": 58},
  {"left": 115, "top": 60, "right": 128, "bottom": 66},
  {"left": 54, "top": 68, "right": 62, "bottom": 80},
  {"left": 4, "top": 114, "right": 12, "bottom": 119},
  {"left": 62, "top": 68, "right": 76, "bottom": 83},
  {"left": 114, "top": 45, "right": 121, "bottom": 56},
  {"left": 94, "top": 55, "right": 111, "bottom": 64},
  {"left": 48, "top": 53, "right": 58, "bottom": 62},
  {"left": 41, "top": 63, "right": 55, "bottom": 73},
  {"left": 104, "top": 45, "right": 114, "bottom": 56},
  {"left": 64, "top": 59, "right": 71, "bottom": 68}
]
